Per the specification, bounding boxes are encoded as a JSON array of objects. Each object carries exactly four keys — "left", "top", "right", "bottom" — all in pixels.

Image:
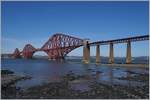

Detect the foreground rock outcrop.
[{"left": 1, "top": 70, "right": 149, "bottom": 99}]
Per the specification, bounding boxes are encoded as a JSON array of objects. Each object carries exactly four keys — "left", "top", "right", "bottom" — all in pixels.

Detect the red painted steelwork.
[
  {"left": 22, "top": 44, "right": 36, "bottom": 59},
  {"left": 12, "top": 48, "right": 21, "bottom": 58},
  {"left": 41, "top": 33, "right": 83, "bottom": 59},
  {"left": 12, "top": 33, "right": 149, "bottom": 59},
  {"left": 13, "top": 33, "right": 83, "bottom": 59}
]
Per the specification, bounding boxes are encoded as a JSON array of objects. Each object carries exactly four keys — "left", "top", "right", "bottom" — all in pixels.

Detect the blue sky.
[{"left": 1, "top": 1, "right": 149, "bottom": 57}]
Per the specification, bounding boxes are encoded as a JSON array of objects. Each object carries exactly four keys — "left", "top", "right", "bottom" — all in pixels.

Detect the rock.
[
  {"left": 2, "top": 74, "right": 32, "bottom": 87},
  {"left": 96, "top": 71, "right": 102, "bottom": 74},
  {"left": 40, "top": 97, "right": 44, "bottom": 99},
  {"left": 16, "top": 87, "right": 21, "bottom": 91},
  {"left": 2, "top": 70, "right": 149, "bottom": 99},
  {"left": 1, "top": 69, "right": 14, "bottom": 75},
  {"left": 87, "top": 68, "right": 93, "bottom": 70}
]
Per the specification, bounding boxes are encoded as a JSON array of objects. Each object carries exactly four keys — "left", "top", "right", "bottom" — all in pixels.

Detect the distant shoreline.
[
  {"left": 1, "top": 57, "right": 149, "bottom": 67},
  {"left": 99, "top": 63, "right": 149, "bottom": 68},
  {"left": 67, "top": 61, "right": 149, "bottom": 68}
]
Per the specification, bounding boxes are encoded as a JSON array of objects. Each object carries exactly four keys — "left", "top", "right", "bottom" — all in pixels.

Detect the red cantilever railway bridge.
[
  {"left": 12, "top": 33, "right": 149, "bottom": 63},
  {"left": 13, "top": 33, "right": 83, "bottom": 59}
]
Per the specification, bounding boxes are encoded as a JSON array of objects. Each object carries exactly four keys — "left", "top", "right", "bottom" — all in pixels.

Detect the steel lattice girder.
[
  {"left": 41, "top": 33, "right": 83, "bottom": 59},
  {"left": 12, "top": 33, "right": 149, "bottom": 59},
  {"left": 22, "top": 44, "right": 36, "bottom": 58},
  {"left": 13, "top": 33, "right": 83, "bottom": 59},
  {"left": 12, "top": 48, "right": 21, "bottom": 58}
]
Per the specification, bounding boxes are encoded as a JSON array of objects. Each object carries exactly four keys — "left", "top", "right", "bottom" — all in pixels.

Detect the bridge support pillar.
[
  {"left": 23, "top": 52, "right": 34, "bottom": 59},
  {"left": 83, "top": 46, "right": 86, "bottom": 62},
  {"left": 96, "top": 44, "right": 100, "bottom": 63},
  {"left": 126, "top": 41, "right": 132, "bottom": 64},
  {"left": 109, "top": 43, "right": 114, "bottom": 64},
  {"left": 83, "top": 40, "right": 90, "bottom": 64}
]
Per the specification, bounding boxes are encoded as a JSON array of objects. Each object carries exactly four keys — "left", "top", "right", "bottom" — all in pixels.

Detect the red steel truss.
[
  {"left": 12, "top": 33, "right": 149, "bottom": 59},
  {"left": 13, "top": 33, "right": 83, "bottom": 59},
  {"left": 41, "top": 33, "right": 83, "bottom": 59},
  {"left": 12, "top": 48, "right": 21, "bottom": 58},
  {"left": 22, "top": 44, "right": 36, "bottom": 59}
]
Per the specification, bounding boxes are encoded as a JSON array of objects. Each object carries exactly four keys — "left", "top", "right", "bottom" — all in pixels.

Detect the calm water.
[{"left": 1, "top": 58, "right": 149, "bottom": 91}]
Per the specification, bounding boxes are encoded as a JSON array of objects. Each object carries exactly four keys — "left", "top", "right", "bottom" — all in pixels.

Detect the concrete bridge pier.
[
  {"left": 96, "top": 44, "right": 100, "bottom": 63},
  {"left": 83, "top": 46, "right": 86, "bottom": 62},
  {"left": 109, "top": 43, "right": 114, "bottom": 64},
  {"left": 126, "top": 41, "right": 132, "bottom": 64},
  {"left": 83, "top": 40, "right": 90, "bottom": 64}
]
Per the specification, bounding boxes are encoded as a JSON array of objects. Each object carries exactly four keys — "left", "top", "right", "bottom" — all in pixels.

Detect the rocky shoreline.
[
  {"left": 1, "top": 70, "right": 32, "bottom": 98},
  {"left": 19, "top": 71, "right": 149, "bottom": 99},
  {"left": 1, "top": 69, "right": 149, "bottom": 99}
]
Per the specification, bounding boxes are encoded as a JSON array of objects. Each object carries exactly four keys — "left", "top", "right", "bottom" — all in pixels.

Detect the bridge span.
[
  {"left": 12, "top": 33, "right": 149, "bottom": 64},
  {"left": 90, "top": 35, "right": 149, "bottom": 46}
]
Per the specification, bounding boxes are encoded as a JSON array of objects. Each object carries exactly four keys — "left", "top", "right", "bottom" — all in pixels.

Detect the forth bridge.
[{"left": 12, "top": 33, "right": 149, "bottom": 64}]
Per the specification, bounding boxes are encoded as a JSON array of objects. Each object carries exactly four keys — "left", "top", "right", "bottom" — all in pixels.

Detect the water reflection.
[
  {"left": 126, "top": 67, "right": 132, "bottom": 87},
  {"left": 1, "top": 58, "right": 148, "bottom": 89},
  {"left": 82, "top": 64, "right": 93, "bottom": 80},
  {"left": 95, "top": 71, "right": 100, "bottom": 80},
  {"left": 109, "top": 66, "right": 113, "bottom": 84}
]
